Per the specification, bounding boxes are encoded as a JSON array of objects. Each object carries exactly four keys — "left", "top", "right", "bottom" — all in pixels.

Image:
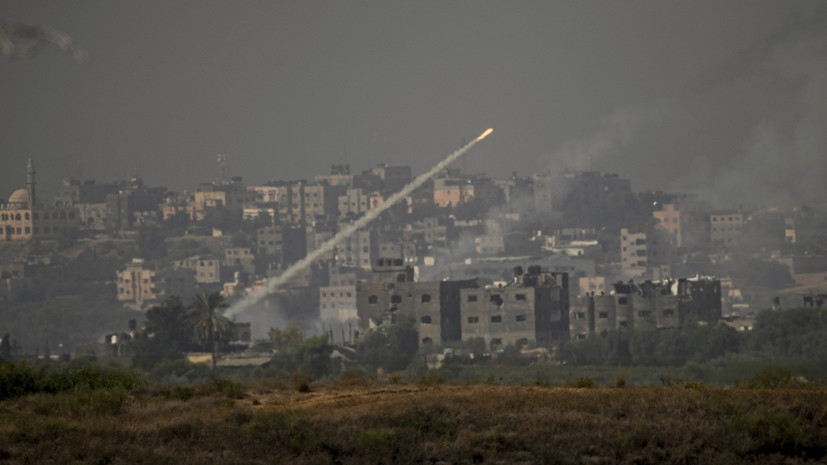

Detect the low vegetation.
[{"left": 0, "top": 364, "right": 825, "bottom": 464}]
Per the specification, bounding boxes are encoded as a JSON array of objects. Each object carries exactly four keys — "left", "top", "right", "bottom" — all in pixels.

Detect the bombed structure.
[
  {"left": 569, "top": 276, "right": 721, "bottom": 340},
  {"left": 357, "top": 261, "right": 570, "bottom": 349},
  {"left": 460, "top": 266, "right": 569, "bottom": 349}
]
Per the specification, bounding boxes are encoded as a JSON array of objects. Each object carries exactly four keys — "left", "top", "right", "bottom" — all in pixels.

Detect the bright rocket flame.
[{"left": 476, "top": 127, "right": 494, "bottom": 141}]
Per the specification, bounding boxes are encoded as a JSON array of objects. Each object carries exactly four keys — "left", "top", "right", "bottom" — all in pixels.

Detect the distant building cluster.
[{"left": 3, "top": 155, "right": 826, "bottom": 349}]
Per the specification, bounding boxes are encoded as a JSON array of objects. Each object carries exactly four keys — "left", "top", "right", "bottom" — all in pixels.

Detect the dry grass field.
[{"left": 1, "top": 375, "right": 826, "bottom": 465}]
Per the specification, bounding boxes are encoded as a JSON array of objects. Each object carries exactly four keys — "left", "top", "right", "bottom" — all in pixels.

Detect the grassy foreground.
[{"left": 1, "top": 375, "right": 826, "bottom": 465}]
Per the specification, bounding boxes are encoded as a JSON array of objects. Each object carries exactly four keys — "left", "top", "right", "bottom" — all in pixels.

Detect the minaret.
[{"left": 27, "top": 159, "right": 36, "bottom": 209}]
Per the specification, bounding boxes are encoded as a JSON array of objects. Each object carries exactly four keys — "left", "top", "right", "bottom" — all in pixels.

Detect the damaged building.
[
  {"left": 461, "top": 266, "right": 570, "bottom": 350},
  {"left": 357, "top": 261, "right": 570, "bottom": 349},
  {"left": 569, "top": 276, "right": 721, "bottom": 339},
  {"left": 356, "top": 258, "right": 477, "bottom": 345}
]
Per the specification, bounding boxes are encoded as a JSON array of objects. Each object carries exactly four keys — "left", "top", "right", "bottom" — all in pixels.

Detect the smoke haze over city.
[{"left": 3, "top": 1, "right": 826, "bottom": 209}]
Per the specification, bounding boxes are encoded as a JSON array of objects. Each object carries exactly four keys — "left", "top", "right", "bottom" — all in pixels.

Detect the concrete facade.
[{"left": 569, "top": 277, "right": 721, "bottom": 340}]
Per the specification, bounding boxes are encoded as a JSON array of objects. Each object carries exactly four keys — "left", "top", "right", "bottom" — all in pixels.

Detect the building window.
[
  {"left": 368, "top": 295, "right": 378, "bottom": 304},
  {"left": 391, "top": 295, "right": 402, "bottom": 304},
  {"left": 467, "top": 294, "right": 477, "bottom": 302},
  {"left": 421, "top": 337, "right": 433, "bottom": 345},
  {"left": 515, "top": 294, "right": 526, "bottom": 301},
  {"left": 421, "top": 294, "right": 431, "bottom": 303},
  {"left": 491, "top": 316, "right": 502, "bottom": 323},
  {"left": 467, "top": 316, "right": 479, "bottom": 324},
  {"left": 420, "top": 316, "right": 432, "bottom": 324},
  {"left": 618, "top": 297, "right": 628, "bottom": 305},
  {"left": 638, "top": 311, "right": 652, "bottom": 318},
  {"left": 598, "top": 312, "right": 609, "bottom": 319},
  {"left": 515, "top": 315, "right": 527, "bottom": 322},
  {"left": 663, "top": 309, "right": 675, "bottom": 316}
]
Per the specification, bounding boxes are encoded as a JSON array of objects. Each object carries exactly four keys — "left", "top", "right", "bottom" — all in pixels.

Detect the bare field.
[{"left": 1, "top": 379, "right": 826, "bottom": 464}]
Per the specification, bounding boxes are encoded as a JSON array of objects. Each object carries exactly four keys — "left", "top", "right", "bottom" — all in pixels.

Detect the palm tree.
[{"left": 186, "top": 291, "right": 233, "bottom": 369}]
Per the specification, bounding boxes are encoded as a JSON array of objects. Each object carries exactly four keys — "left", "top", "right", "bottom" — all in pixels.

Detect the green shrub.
[
  {"left": 0, "top": 361, "right": 37, "bottom": 400},
  {"left": 212, "top": 378, "right": 246, "bottom": 399},
  {"left": 739, "top": 367, "right": 810, "bottom": 389},
  {"left": 0, "top": 361, "right": 145, "bottom": 400},
  {"left": 565, "top": 377, "right": 597, "bottom": 388}
]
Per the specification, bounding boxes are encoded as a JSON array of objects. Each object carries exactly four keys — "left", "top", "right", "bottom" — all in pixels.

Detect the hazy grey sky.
[{"left": 2, "top": 1, "right": 825, "bottom": 208}]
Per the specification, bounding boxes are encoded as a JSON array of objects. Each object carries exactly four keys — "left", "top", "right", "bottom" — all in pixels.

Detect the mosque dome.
[{"left": 7, "top": 189, "right": 29, "bottom": 207}]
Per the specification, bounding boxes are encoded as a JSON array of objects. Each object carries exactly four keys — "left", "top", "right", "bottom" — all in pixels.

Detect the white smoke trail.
[{"left": 226, "top": 128, "right": 494, "bottom": 318}]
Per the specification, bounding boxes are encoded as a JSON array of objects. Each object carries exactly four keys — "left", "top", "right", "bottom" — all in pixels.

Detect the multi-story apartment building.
[
  {"left": 223, "top": 247, "right": 256, "bottom": 275},
  {"left": 653, "top": 203, "right": 683, "bottom": 247},
  {"left": 569, "top": 277, "right": 721, "bottom": 340},
  {"left": 104, "top": 176, "right": 167, "bottom": 229},
  {"left": 357, "top": 261, "right": 570, "bottom": 349},
  {"left": 709, "top": 210, "right": 744, "bottom": 245},
  {"left": 276, "top": 182, "right": 344, "bottom": 225},
  {"left": 620, "top": 228, "right": 648, "bottom": 278},
  {"left": 461, "top": 267, "right": 570, "bottom": 349},
  {"left": 173, "top": 255, "right": 221, "bottom": 284},
  {"left": 54, "top": 178, "right": 119, "bottom": 231},
  {"left": 335, "top": 226, "right": 375, "bottom": 270},
  {"left": 338, "top": 188, "right": 371, "bottom": 218},
  {"left": 433, "top": 178, "right": 475, "bottom": 207},
  {"left": 256, "top": 225, "right": 306, "bottom": 266},
  {"left": 369, "top": 164, "right": 412, "bottom": 194},
  {"left": 116, "top": 258, "right": 195, "bottom": 310},
  {"left": 193, "top": 179, "right": 257, "bottom": 211},
  {"left": 246, "top": 185, "right": 280, "bottom": 204}
]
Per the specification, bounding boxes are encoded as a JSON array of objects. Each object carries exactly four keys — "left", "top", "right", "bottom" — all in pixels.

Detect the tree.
[
  {"left": 293, "top": 336, "right": 335, "bottom": 379},
  {"left": 357, "top": 317, "right": 419, "bottom": 372},
  {"left": 269, "top": 326, "right": 304, "bottom": 352},
  {"left": 131, "top": 296, "right": 190, "bottom": 369},
  {"left": 186, "top": 291, "right": 233, "bottom": 369}
]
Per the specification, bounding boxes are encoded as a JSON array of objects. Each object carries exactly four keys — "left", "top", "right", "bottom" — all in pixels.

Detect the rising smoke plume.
[{"left": 225, "top": 128, "right": 494, "bottom": 318}]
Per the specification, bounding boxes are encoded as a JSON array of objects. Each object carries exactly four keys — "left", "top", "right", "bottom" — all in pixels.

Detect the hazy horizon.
[{"left": 3, "top": 2, "right": 826, "bottom": 209}]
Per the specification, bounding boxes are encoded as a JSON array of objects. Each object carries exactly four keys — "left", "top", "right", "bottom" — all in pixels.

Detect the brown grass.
[{"left": 1, "top": 380, "right": 826, "bottom": 464}]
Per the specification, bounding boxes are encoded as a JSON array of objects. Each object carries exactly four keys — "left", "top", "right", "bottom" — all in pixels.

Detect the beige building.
[
  {"left": 174, "top": 256, "right": 221, "bottom": 284},
  {"left": 433, "top": 178, "right": 474, "bottom": 208},
  {"left": 117, "top": 258, "right": 196, "bottom": 310},
  {"left": 620, "top": 228, "right": 647, "bottom": 278},
  {"left": 709, "top": 211, "right": 743, "bottom": 245},
  {"left": 653, "top": 203, "right": 683, "bottom": 247},
  {"left": 246, "top": 186, "right": 280, "bottom": 204}
]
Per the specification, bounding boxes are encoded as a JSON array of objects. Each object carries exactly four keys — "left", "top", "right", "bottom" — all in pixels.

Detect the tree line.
[{"left": 559, "top": 306, "right": 827, "bottom": 366}]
